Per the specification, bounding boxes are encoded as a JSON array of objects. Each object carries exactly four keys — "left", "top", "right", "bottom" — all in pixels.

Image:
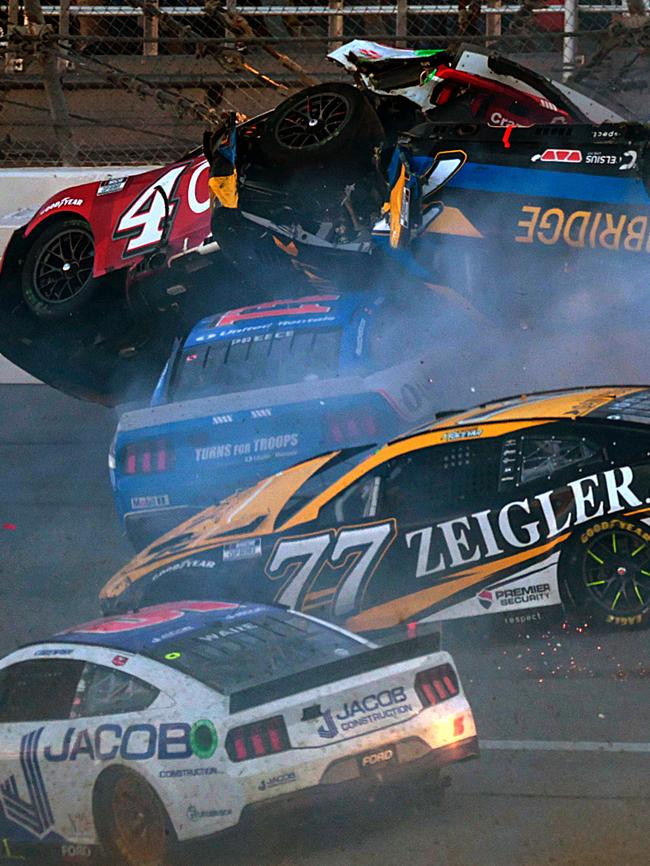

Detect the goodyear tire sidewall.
[{"left": 569, "top": 517, "right": 650, "bottom": 628}]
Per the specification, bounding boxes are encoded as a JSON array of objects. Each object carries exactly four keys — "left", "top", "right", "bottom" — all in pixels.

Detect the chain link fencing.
[{"left": 0, "top": 0, "right": 649, "bottom": 166}]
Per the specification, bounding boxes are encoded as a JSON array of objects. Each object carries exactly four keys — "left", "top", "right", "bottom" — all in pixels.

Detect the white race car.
[{"left": 0, "top": 600, "right": 478, "bottom": 865}]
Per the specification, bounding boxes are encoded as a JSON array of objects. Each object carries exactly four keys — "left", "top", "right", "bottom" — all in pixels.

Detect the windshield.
[{"left": 172, "top": 328, "right": 342, "bottom": 401}]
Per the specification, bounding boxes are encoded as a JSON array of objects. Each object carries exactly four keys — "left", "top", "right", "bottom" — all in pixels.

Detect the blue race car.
[{"left": 110, "top": 292, "right": 441, "bottom": 548}]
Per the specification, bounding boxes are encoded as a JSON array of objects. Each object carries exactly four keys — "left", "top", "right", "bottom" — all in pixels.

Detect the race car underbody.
[{"left": 0, "top": 41, "right": 638, "bottom": 406}]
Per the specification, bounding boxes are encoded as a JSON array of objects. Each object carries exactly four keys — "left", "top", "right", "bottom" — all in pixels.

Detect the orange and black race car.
[{"left": 101, "top": 386, "right": 650, "bottom": 634}]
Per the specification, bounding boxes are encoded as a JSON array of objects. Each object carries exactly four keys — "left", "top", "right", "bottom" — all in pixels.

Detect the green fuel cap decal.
[{"left": 191, "top": 719, "right": 218, "bottom": 759}]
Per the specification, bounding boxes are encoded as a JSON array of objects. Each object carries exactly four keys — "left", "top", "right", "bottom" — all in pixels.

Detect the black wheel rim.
[
  {"left": 32, "top": 227, "right": 94, "bottom": 304},
  {"left": 274, "top": 92, "right": 352, "bottom": 150},
  {"left": 582, "top": 528, "right": 650, "bottom": 615}
]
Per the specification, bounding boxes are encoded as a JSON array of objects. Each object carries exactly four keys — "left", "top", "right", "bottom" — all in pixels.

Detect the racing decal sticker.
[
  {"left": 130, "top": 495, "right": 170, "bottom": 510},
  {"left": 585, "top": 150, "right": 638, "bottom": 171},
  {"left": 186, "top": 805, "right": 232, "bottom": 821},
  {"left": 515, "top": 206, "right": 650, "bottom": 253},
  {"left": 222, "top": 539, "right": 262, "bottom": 562},
  {"left": 215, "top": 296, "right": 340, "bottom": 328},
  {"left": 43, "top": 721, "right": 218, "bottom": 763},
  {"left": 39, "top": 196, "right": 84, "bottom": 215},
  {"left": 317, "top": 686, "right": 413, "bottom": 739},
  {"left": 405, "top": 466, "right": 643, "bottom": 579},
  {"left": 530, "top": 149, "right": 582, "bottom": 164},
  {"left": 97, "top": 177, "right": 128, "bottom": 196},
  {"left": 113, "top": 165, "right": 186, "bottom": 256},
  {"left": 257, "top": 772, "right": 296, "bottom": 791},
  {"left": 72, "top": 601, "right": 236, "bottom": 634},
  {"left": 0, "top": 728, "right": 55, "bottom": 838},
  {"left": 442, "top": 427, "right": 483, "bottom": 441},
  {"left": 194, "top": 434, "right": 300, "bottom": 464},
  {"left": 267, "top": 521, "right": 397, "bottom": 614},
  {"left": 189, "top": 720, "right": 218, "bottom": 760},
  {"left": 346, "top": 466, "right": 650, "bottom": 631}
]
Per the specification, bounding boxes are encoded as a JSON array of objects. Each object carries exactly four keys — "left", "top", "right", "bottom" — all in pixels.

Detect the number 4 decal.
[
  {"left": 114, "top": 164, "right": 186, "bottom": 256},
  {"left": 266, "top": 521, "right": 396, "bottom": 616}
]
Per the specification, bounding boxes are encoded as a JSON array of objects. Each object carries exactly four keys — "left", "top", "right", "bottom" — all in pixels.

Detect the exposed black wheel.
[
  {"left": 94, "top": 769, "right": 174, "bottom": 866},
  {"left": 568, "top": 518, "right": 650, "bottom": 627},
  {"left": 21, "top": 218, "right": 98, "bottom": 319},
  {"left": 260, "top": 83, "right": 384, "bottom": 168}
]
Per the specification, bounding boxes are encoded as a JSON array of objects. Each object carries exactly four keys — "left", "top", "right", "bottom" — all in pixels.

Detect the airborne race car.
[
  {"left": 0, "top": 41, "right": 622, "bottom": 405},
  {"left": 102, "top": 386, "right": 650, "bottom": 632},
  {"left": 0, "top": 600, "right": 477, "bottom": 866}
]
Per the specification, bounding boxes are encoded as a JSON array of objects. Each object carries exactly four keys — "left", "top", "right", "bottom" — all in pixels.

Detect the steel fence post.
[
  {"left": 397, "top": 0, "right": 408, "bottom": 47},
  {"left": 23, "top": 0, "right": 78, "bottom": 163},
  {"left": 143, "top": 0, "right": 160, "bottom": 56},
  {"left": 329, "top": 0, "right": 344, "bottom": 49},
  {"left": 563, "top": 0, "right": 578, "bottom": 80}
]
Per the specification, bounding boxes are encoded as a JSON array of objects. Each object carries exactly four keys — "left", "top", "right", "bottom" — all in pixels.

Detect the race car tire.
[
  {"left": 93, "top": 768, "right": 175, "bottom": 866},
  {"left": 260, "top": 83, "right": 384, "bottom": 168},
  {"left": 21, "top": 218, "right": 99, "bottom": 319},
  {"left": 564, "top": 517, "right": 650, "bottom": 628}
]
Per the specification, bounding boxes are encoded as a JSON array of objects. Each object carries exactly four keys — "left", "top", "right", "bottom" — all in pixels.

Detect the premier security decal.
[{"left": 406, "top": 466, "right": 647, "bottom": 578}]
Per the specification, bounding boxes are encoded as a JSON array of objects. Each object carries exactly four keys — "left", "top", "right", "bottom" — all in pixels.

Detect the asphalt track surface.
[{"left": 1, "top": 385, "right": 649, "bottom": 866}]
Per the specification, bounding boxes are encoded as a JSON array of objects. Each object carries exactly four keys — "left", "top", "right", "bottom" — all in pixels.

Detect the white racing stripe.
[{"left": 481, "top": 739, "right": 650, "bottom": 753}]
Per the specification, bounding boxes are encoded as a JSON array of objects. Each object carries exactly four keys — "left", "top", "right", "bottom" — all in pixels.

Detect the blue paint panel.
[
  {"left": 111, "top": 291, "right": 403, "bottom": 538},
  {"left": 54, "top": 602, "right": 274, "bottom": 652},
  {"left": 184, "top": 291, "right": 371, "bottom": 350},
  {"left": 448, "top": 163, "right": 650, "bottom": 205}
]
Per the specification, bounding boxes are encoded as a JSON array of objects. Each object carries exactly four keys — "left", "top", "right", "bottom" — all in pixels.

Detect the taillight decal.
[
  {"left": 121, "top": 440, "right": 175, "bottom": 475},
  {"left": 415, "top": 664, "right": 459, "bottom": 708},
  {"left": 226, "top": 716, "right": 290, "bottom": 762}
]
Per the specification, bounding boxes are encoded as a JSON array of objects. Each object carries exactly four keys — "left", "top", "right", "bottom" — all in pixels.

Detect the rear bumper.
[
  {"left": 242, "top": 734, "right": 479, "bottom": 820},
  {"left": 7, "top": 736, "right": 479, "bottom": 865},
  {"left": 123, "top": 505, "right": 202, "bottom": 547}
]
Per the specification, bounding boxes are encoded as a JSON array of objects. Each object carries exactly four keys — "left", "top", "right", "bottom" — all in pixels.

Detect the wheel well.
[
  {"left": 92, "top": 764, "right": 129, "bottom": 818},
  {"left": 92, "top": 765, "right": 177, "bottom": 844},
  {"left": 24, "top": 212, "right": 94, "bottom": 246},
  {"left": 557, "top": 531, "right": 581, "bottom": 609}
]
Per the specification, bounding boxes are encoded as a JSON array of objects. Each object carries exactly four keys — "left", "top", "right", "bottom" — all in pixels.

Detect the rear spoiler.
[{"left": 229, "top": 630, "right": 441, "bottom": 714}]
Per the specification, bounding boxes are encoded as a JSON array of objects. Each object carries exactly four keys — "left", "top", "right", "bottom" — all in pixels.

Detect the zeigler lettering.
[{"left": 406, "top": 466, "right": 643, "bottom": 577}]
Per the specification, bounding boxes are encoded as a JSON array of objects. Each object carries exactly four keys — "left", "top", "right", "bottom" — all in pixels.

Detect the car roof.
[
  {"left": 49, "top": 601, "right": 294, "bottom": 654},
  {"left": 184, "top": 293, "right": 371, "bottom": 350},
  {"left": 403, "top": 385, "right": 650, "bottom": 438}
]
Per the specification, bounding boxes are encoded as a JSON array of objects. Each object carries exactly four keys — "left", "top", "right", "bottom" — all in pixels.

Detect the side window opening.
[
  {"left": 0, "top": 660, "right": 85, "bottom": 723},
  {"left": 501, "top": 434, "right": 605, "bottom": 488},
  {"left": 324, "top": 440, "right": 502, "bottom": 525},
  {"left": 70, "top": 664, "right": 159, "bottom": 719}
]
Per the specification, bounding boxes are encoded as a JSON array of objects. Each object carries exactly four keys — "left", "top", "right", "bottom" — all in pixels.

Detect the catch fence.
[{"left": 0, "top": 0, "right": 649, "bottom": 165}]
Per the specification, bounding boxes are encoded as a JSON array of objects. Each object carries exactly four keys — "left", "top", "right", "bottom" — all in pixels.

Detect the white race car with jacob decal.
[{"left": 0, "top": 600, "right": 478, "bottom": 866}]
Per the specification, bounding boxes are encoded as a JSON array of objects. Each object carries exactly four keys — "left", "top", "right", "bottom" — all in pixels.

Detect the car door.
[
  {"left": 0, "top": 657, "right": 85, "bottom": 844},
  {"left": 261, "top": 436, "right": 505, "bottom": 627}
]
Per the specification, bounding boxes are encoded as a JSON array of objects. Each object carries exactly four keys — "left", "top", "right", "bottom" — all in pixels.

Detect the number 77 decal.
[{"left": 265, "top": 521, "right": 397, "bottom": 616}]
